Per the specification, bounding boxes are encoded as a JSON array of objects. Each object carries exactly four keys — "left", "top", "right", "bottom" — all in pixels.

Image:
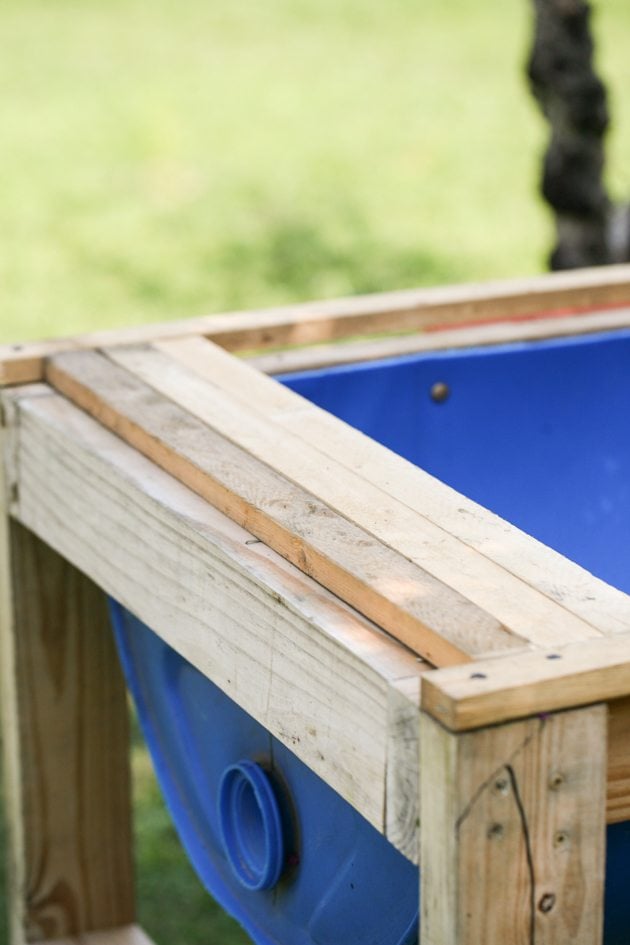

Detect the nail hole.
[
  {"left": 430, "top": 381, "right": 450, "bottom": 403},
  {"left": 554, "top": 830, "right": 569, "bottom": 848},
  {"left": 549, "top": 772, "right": 564, "bottom": 790},
  {"left": 487, "top": 822, "right": 504, "bottom": 839}
]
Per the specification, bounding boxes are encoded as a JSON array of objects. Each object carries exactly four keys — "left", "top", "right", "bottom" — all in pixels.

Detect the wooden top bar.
[
  {"left": 4, "top": 264, "right": 630, "bottom": 387},
  {"left": 421, "top": 634, "right": 630, "bottom": 731}
]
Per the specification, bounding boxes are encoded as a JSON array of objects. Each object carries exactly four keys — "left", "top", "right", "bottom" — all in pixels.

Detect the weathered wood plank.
[
  {"left": 386, "top": 676, "right": 422, "bottom": 864},
  {"left": 607, "top": 696, "right": 630, "bottom": 823},
  {"left": 0, "top": 395, "right": 134, "bottom": 944},
  {"left": 420, "top": 706, "right": 606, "bottom": 945},
  {"left": 148, "top": 335, "right": 630, "bottom": 639},
  {"left": 46, "top": 349, "right": 520, "bottom": 665},
  {"left": 422, "top": 633, "right": 630, "bottom": 731},
  {"left": 249, "top": 303, "right": 630, "bottom": 374},
  {"left": 4, "top": 387, "right": 426, "bottom": 848},
  {"left": 3, "top": 264, "right": 630, "bottom": 386},
  {"left": 32, "top": 926, "right": 156, "bottom": 945}
]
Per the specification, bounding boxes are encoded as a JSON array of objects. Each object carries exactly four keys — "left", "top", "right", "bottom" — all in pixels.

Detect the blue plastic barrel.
[
  {"left": 111, "top": 326, "right": 630, "bottom": 943},
  {"left": 110, "top": 602, "right": 419, "bottom": 945}
]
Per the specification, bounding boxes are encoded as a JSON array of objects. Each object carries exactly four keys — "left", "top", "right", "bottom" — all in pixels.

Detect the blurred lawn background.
[{"left": 1, "top": 0, "right": 630, "bottom": 941}]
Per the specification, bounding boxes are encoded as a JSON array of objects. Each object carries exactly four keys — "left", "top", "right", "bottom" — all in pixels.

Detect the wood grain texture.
[
  {"left": 420, "top": 706, "right": 606, "bottom": 945},
  {"left": 386, "top": 676, "right": 421, "bottom": 864},
  {"left": 422, "top": 634, "right": 630, "bottom": 731},
  {"left": 249, "top": 304, "right": 630, "bottom": 374},
  {"left": 607, "top": 696, "right": 630, "bottom": 823},
  {"left": 1, "top": 392, "right": 134, "bottom": 943},
  {"left": 147, "top": 335, "right": 630, "bottom": 640},
  {"left": 32, "top": 926, "right": 155, "bottom": 945},
  {"left": 46, "top": 349, "right": 520, "bottom": 665},
  {"left": 5, "top": 387, "right": 426, "bottom": 848},
  {"left": 3, "top": 264, "right": 630, "bottom": 386}
]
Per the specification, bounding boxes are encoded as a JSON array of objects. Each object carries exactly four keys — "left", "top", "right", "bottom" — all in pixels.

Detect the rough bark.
[{"left": 527, "top": 0, "right": 630, "bottom": 269}]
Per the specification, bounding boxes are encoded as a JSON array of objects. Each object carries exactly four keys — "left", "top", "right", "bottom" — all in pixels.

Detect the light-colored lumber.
[
  {"left": 33, "top": 925, "right": 156, "bottom": 945},
  {"left": 420, "top": 705, "right": 606, "bottom": 945},
  {"left": 386, "top": 676, "right": 422, "bottom": 863},
  {"left": 46, "top": 349, "right": 522, "bottom": 666},
  {"left": 422, "top": 633, "right": 630, "bottom": 731},
  {"left": 4, "top": 386, "right": 426, "bottom": 850},
  {"left": 0, "top": 393, "right": 134, "bottom": 944},
  {"left": 148, "top": 335, "right": 630, "bottom": 639},
  {"left": 249, "top": 303, "right": 630, "bottom": 374},
  {"left": 3, "top": 264, "right": 630, "bottom": 386},
  {"left": 606, "top": 696, "right": 630, "bottom": 823}
]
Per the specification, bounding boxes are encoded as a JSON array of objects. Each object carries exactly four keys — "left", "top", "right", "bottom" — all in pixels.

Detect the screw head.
[
  {"left": 538, "top": 892, "right": 556, "bottom": 914},
  {"left": 430, "top": 381, "right": 450, "bottom": 403},
  {"left": 493, "top": 777, "right": 510, "bottom": 796},
  {"left": 554, "top": 830, "right": 569, "bottom": 848}
]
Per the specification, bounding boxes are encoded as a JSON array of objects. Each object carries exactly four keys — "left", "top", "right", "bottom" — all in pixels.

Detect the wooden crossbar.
[{"left": 3, "top": 264, "right": 630, "bottom": 387}]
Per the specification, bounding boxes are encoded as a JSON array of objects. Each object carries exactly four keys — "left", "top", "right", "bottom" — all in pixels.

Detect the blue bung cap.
[{"left": 218, "top": 760, "right": 285, "bottom": 891}]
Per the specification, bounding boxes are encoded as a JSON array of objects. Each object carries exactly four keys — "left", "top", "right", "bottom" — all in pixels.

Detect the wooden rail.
[{"left": 3, "top": 264, "right": 630, "bottom": 386}]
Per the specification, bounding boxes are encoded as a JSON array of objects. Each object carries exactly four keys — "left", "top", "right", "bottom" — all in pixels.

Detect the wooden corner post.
[
  {"left": 419, "top": 704, "right": 607, "bottom": 945},
  {"left": 0, "top": 391, "right": 135, "bottom": 944}
]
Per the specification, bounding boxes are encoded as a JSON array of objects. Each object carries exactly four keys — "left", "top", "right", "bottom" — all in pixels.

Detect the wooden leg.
[
  {"left": 0, "top": 518, "right": 134, "bottom": 944},
  {"left": 420, "top": 705, "right": 607, "bottom": 945}
]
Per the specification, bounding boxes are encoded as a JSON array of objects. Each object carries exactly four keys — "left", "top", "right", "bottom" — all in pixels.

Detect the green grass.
[
  {"left": 3, "top": 0, "right": 630, "bottom": 346},
  {"left": 2, "top": 1, "right": 630, "bottom": 943},
  {"left": 6, "top": 0, "right": 630, "bottom": 345}
]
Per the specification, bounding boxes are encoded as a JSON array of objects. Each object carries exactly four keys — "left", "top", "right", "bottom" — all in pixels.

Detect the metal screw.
[
  {"left": 430, "top": 381, "right": 450, "bottom": 403},
  {"left": 539, "top": 892, "right": 556, "bottom": 914},
  {"left": 494, "top": 777, "right": 510, "bottom": 796},
  {"left": 554, "top": 830, "right": 569, "bottom": 848}
]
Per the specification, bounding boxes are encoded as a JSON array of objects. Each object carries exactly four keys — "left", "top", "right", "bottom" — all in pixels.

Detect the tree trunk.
[{"left": 527, "top": 0, "right": 630, "bottom": 268}]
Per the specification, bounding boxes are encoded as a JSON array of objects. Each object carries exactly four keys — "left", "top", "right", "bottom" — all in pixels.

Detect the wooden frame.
[{"left": 3, "top": 265, "right": 630, "bottom": 943}]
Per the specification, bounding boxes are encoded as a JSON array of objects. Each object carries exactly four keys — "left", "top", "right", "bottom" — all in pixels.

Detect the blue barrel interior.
[{"left": 112, "top": 326, "right": 630, "bottom": 943}]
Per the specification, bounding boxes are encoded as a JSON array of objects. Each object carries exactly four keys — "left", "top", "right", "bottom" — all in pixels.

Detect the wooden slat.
[
  {"left": 422, "top": 633, "right": 630, "bottom": 731},
  {"left": 1, "top": 394, "right": 134, "bottom": 942},
  {"left": 146, "top": 335, "right": 630, "bottom": 639},
  {"left": 606, "top": 696, "right": 630, "bottom": 823},
  {"left": 3, "top": 264, "right": 630, "bottom": 386},
  {"left": 33, "top": 925, "right": 156, "bottom": 945},
  {"left": 386, "top": 676, "right": 422, "bottom": 863},
  {"left": 420, "top": 706, "right": 606, "bottom": 945},
  {"left": 4, "top": 386, "right": 426, "bottom": 848},
  {"left": 249, "top": 304, "right": 630, "bottom": 374},
  {"left": 46, "top": 349, "right": 522, "bottom": 666}
]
